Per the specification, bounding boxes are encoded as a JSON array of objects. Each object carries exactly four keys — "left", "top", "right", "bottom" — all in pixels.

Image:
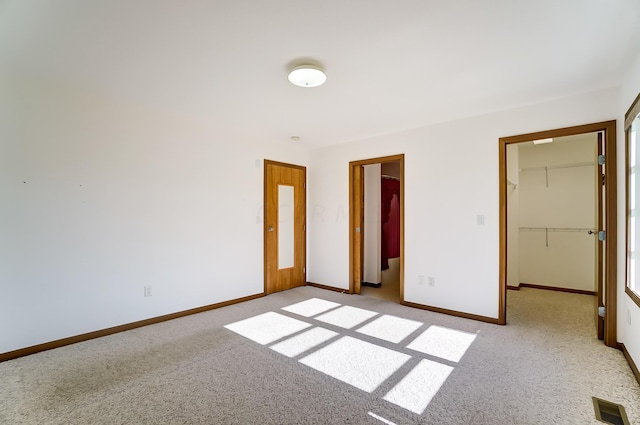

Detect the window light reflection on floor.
[
  {"left": 223, "top": 312, "right": 310, "bottom": 345},
  {"left": 314, "top": 305, "right": 378, "bottom": 329},
  {"left": 270, "top": 327, "right": 338, "bottom": 358},
  {"left": 368, "top": 411, "right": 398, "bottom": 424},
  {"left": 281, "top": 297, "right": 341, "bottom": 317},
  {"left": 224, "top": 298, "right": 479, "bottom": 416},
  {"left": 406, "top": 325, "right": 477, "bottom": 363},
  {"left": 356, "top": 314, "right": 423, "bottom": 344},
  {"left": 383, "top": 358, "right": 454, "bottom": 414},
  {"left": 299, "top": 336, "right": 410, "bottom": 393}
]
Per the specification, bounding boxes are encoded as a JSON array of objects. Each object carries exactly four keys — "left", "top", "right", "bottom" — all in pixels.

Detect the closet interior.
[{"left": 360, "top": 161, "right": 401, "bottom": 302}]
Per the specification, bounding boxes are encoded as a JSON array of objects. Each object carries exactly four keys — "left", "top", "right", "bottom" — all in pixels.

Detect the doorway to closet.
[
  {"left": 349, "top": 154, "right": 404, "bottom": 303},
  {"left": 498, "top": 121, "right": 617, "bottom": 348}
]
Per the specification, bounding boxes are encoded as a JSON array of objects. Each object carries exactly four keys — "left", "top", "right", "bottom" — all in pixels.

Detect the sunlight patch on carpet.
[
  {"left": 356, "top": 315, "right": 423, "bottom": 344},
  {"left": 300, "top": 336, "right": 410, "bottom": 393},
  {"left": 281, "top": 298, "right": 341, "bottom": 317},
  {"left": 406, "top": 325, "right": 477, "bottom": 362},
  {"left": 383, "top": 359, "right": 453, "bottom": 414},
  {"left": 314, "top": 306, "right": 378, "bottom": 329},
  {"left": 270, "top": 327, "right": 338, "bottom": 358},
  {"left": 368, "top": 411, "right": 398, "bottom": 424},
  {"left": 224, "top": 300, "right": 475, "bottom": 416},
  {"left": 224, "top": 312, "right": 311, "bottom": 345}
]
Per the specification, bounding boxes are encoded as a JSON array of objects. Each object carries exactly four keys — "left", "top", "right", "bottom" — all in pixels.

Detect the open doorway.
[
  {"left": 349, "top": 154, "right": 404, "bottom": 303},
  {"left": 499, "top": 121, "right": 617, "bottom": 348}
]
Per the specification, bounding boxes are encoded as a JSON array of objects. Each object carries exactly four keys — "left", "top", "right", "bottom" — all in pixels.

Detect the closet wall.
[{"left": 517, "top": 134, "right": 598, "bottom": 292}]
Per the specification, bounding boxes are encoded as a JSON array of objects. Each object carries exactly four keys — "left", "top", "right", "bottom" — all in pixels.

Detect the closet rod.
[
  {"left": 519, "top": 161, "right": 594, "bottom": 173},
  {"left": 519, "top": 227, "right": 597, "bottom": 233}
]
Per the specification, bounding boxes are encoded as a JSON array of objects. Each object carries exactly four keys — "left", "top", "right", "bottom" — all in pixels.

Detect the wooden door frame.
[
  {"left": 498, "top": 121, "right": 617, "bottom": 348},
  {"left": 349, "top": 154, "right": 405, "bottom": 299},
  {"left": 263, "top": 159, "right": 307, "bottom": 295},
  {"left": 596, "top": 133, "right": 605, "bottom": 340}
]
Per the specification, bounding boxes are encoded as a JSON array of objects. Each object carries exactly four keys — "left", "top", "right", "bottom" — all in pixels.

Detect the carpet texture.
[{"left": 1, "top": 286, "right": 638, "bottom": 424}]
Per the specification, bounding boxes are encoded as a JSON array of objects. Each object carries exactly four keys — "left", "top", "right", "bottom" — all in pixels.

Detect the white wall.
[
  {"left": 0, "top": 73, "right": 308, "bottom": 354},
  {"left": 363, "top": 164, "right": 381, "bottom": 284},
  {"left": 308, "top": 87, "right": 620, "bottom": 319},
  {"left": 619, "top": 50, "right": 640, "bottom": 372},
  {"left": 517, "top": 136, "right": 597, "bottom": 291},
  {"left": 2, "top": 68, "right": 637, "bottom": 364},
  {"left": 506, "top": 144, "right": 520, "bottom": 287}
]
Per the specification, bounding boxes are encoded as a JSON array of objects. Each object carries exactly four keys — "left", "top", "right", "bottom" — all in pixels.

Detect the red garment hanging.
[{"left": 381, "top": 177, "right": 400, "bottom": 270}]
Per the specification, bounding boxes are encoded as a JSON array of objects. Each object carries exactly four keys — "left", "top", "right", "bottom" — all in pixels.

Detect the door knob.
[{"left": 268, "top": 226, "right": 274, "bottom": 232}]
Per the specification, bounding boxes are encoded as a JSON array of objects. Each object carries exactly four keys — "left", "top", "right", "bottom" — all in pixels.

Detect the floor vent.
[{"left": 593, "top": 397, "right": 630, "bottom": 425}]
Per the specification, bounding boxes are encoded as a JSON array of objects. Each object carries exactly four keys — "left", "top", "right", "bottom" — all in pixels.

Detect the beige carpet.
[
  {"left": 361, "top": 257, "right": 400, "bottom": 303},
  {"left": 0, "top": 286, "right": 638, "bottom": 424}
]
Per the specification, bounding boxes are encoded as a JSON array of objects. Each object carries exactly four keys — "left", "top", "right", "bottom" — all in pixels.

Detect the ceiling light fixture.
[
  {"left": 288, "top": 65, "right": 327, "bottom": 88},
  {"left": 532, "top": 138, "right": 553, "bottom": 145}
]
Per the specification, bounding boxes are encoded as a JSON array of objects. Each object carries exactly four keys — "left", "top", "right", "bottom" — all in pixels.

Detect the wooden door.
[{"left": 264, "top": 160, "right": 306, "bottom": 294}]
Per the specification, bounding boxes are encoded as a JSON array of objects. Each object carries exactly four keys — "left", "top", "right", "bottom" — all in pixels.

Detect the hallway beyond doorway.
[{"left": 361, "top": 257, "right": 400, "bottom": 303}]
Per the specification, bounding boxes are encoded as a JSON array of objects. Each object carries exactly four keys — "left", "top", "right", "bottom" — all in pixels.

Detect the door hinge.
[
  {"left": 303, "top": 224, "right": 306, "bottom": 231},
  {"left": 602, "top": 174, "right": 606, "bottom": 186},
  {"left": 598, "top": 154, "right": 605, "bottom": 165},
  {"left": 598, "top": 230, "right": 606, "bottom": 241},
  {"left": 303, "top": 267, "right": 306, "bottom": 274}
]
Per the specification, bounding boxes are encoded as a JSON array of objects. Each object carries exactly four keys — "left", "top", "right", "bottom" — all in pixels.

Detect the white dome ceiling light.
[{"left": 288, "top": 65, "right": 327, "bottom": 88}]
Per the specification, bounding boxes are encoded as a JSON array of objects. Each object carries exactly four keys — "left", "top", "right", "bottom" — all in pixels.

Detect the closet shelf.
[
  {"left": 519, "top": 226, "right": 597, "bottom": 247},
  {"left": 519, "top": 227, "right": 596, "bottom": 233},
  {"left": 519, "top": 161, "right": 594, "bottom": 172},
  {"left": 519, "top": 161, "right": 594, "bottom": 187}
]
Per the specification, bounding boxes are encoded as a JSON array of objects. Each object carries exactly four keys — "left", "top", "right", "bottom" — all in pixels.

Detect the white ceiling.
[{"left": 1, "top": 0, "right": 639, "bottom": 148}]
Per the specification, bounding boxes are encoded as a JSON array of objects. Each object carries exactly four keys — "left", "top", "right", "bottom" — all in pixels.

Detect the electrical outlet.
[
  {"left": 144, "top": 286, "right": 152, "bottom": 297},
  {"left": 428, "top": 277, "right": 435, "bottom": 287}
]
